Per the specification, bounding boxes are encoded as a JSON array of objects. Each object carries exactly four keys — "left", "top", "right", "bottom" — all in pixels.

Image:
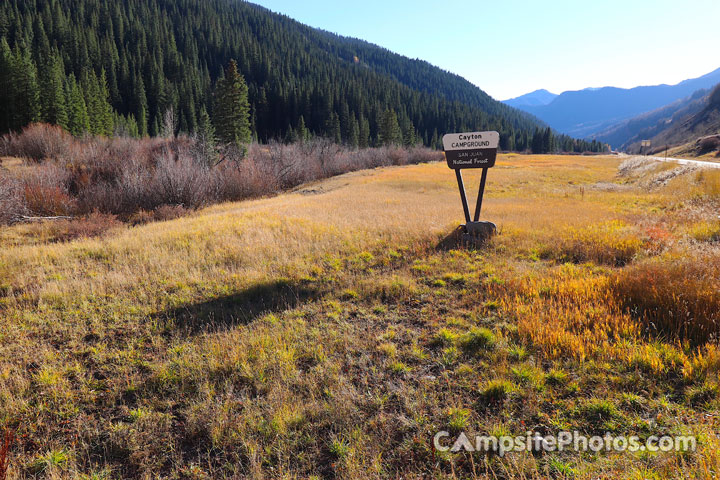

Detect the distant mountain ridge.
[
  {"left": 508, "top": 68, "right": 720, "bottom": 142},
  {"left": 503, "top": 89, "right": 557, "bottom": 108}
]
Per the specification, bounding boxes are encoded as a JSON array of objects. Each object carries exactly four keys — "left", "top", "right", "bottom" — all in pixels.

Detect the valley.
[{"left": 1, "top": 154, "right": 719, "bottom": 478}]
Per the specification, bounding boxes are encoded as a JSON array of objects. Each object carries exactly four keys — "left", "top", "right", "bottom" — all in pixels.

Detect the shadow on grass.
[
  {"left": 436, "top": 226, "right": 465, "bottom": 250},
  {"left": 436, "top": 226, "right": 494, "bottom": 251},
  {"left": 153, "top": 278, "right": 326, "bottom": 333}
]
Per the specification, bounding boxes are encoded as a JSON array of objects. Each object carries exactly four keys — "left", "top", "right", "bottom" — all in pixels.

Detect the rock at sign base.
[{"left": 462, "top": 221, "right": 496, "bottom": 245}]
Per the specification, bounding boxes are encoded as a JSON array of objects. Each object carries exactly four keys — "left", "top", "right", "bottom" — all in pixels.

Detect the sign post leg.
[
  {"left": 455, "top": 169, "right": 471, "bottom": 223},
  {"left": 473, "top": 167, "right": 489, "bottom": 222}
]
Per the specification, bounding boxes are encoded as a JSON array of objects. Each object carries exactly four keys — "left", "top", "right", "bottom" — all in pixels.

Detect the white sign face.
[
  {"left": 443, "top": 131, "right": 500, "bottom": 151},
  {"left": 443, "top": 131, "right": 500, "bottom": 169}
]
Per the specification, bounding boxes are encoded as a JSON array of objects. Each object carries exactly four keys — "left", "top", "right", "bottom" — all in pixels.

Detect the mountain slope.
[
  {"left": 514, "top": 68, "right": 720, "bottom": 139},
  {"left": 594, "top": 86, "right": 713, "bottom": 150},
  {"left": 620, "top": 84, "right": 720, "bottom": 154},
  {"left": 503, "top": 89, "right": 557, "bottom": 108},
  {"left": 0, "top": 0, "right": 550, "bottom": 149}
]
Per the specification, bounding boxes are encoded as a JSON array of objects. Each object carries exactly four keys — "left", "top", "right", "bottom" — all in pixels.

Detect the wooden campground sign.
[
  {"left": 443, "top": 131, "right": 499, "bottom": 238},
  {"left": 443, "top": 131, "right": 500, "bottom": 169}
]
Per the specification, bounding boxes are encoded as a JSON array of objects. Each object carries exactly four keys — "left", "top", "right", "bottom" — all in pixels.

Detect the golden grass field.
[{"left": 1, "top": 154, "right": 720, "bottom": 479}]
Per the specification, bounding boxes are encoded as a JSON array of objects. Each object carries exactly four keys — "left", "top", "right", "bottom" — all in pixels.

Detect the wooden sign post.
[{"left": 443, "top": 131, "right": 499, "bottom": 242}]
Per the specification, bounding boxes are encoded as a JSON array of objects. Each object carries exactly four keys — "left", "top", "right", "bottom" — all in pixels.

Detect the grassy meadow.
[{"left": 1, "top": 154, "right": 720, "bottom": 478}]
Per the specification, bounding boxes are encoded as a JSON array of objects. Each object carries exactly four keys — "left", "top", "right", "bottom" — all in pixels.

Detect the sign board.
[
  {"left": 641, "top": 140, "right": 651, "bottom": 147},
  {"left": 443, "top": 131, "right": 500, "bottom": 169}
]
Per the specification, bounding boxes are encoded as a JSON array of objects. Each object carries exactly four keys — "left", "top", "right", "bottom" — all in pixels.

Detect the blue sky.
[{"left": 251, "top": 0, "right": 720, "bottom": 100}]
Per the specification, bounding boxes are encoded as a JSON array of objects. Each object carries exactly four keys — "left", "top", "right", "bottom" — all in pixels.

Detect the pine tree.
[
  {"left": 213, "top": 59, "right": 251, "bottom": 147},
  {"left": 97, "top": 70, "right": 114, "bottom": 135},
  {"left": 431, "top": 128, "right": 440, "bottom": 150},
  {"left": 113, "top": 112, "right": 139, "bottom": 138},
  {"left": 358, "top": 114, "right": 370, "bottom": 148},
  {"left": 378, "top": 108, "right": 402, "bottom": 146},
  {"left": 400, "top": 115, "right": 416, "bottom": 147},
  {"left": 542, "top": 127, "right": 553, "bottom": 153},
  {"left": 39, "top": 52, "right": 68, "bottom": 130},
  {"left": 328, "top": 112, "right": 341, "bottom": 144},
  {"left": 10, "top": 46, "right": 40, "bottom": 129},
  {"left": 134, "top": 72, "right": 149, "bottom": 137},
  {"left": 195, "top": 106, "right": 217, "bottom": 166},
  {"left": 81, "top": 69, "right": 114, "bottom": 136},
  {"left": 65, "top": 73, "right": 89, "bottom": 136},
  {"left": 0, "top": 38, "right": 13, "bottom": 132},
  {"left": 349, "top": 116, "right": 360, "bottom": 148},
  {"left": 197, "top": 107, "right": 215, "bottom": 144},
  {"left": 296, "top": 114, "right": 309, "bottom": 142}
]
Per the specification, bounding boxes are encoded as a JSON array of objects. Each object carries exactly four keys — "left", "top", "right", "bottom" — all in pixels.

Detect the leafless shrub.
[
  {"left": 152, "top": 148, "right": 218, "bottom": 208},
  {"left": 1, "top": 125, "right": 439, "bottom": 225},
  {"left": 0, "top": 123, "right": 73, "bottom": 162},
  {"left": 407, "top": 146, "right": 443, "bottom": 164},
  {"left": 216, "top": 154, "right": 279, "bottom": 201},
  {"left": 129, "top": 205, "right": 191, "bottom": 226},
  {"left": 44, "top": 212, "right": 122, "bottom": 242},
  {"left": 20, "top": 163, "right": 76, "bottom": 216},
  {"left": 0, "top": 175, "right": 27, "bottom": 224}
]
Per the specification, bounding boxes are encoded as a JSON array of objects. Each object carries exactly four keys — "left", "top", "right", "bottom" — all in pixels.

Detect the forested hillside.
[{"left": 0, "top": 0, "right": 605, "bottom": 152}]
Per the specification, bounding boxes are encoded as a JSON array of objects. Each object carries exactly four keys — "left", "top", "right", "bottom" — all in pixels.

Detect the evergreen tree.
[
  {"left": 197, "top": 107, "right": 216, "bottom": 144},
  {"left": 431, "top": 128, "right": 440, "bottom": 150},
  {"left": 0, "top": 38, "right": 13, "bottom": 132},
  {"left": 348, "top": 115, "right": 360, "bottom": 148},
  {"left": 378, "top": 108, "right": 402, "bottom": 146},
  {"left": 358, "top": 114, "right": 370, "bottom": 148},
  {"left": 328, "top": 111, "right": 341, "bottom": 144},
  {"left": 82, "top": 69, "right": 113, "bottom": 136},
  {"left": 296, "top": 114, "right": 309, "bottom": 142},
  {"left": 97, "top": 70, "right": 114, "bottom": 135},
  {"left": 39, "top": 51, "right": 68, "bottom": 129},
  {"left": 542, "top": 127, "right": 553, "bottom": 153},
  {"left": 213, "top": 59, "right": 251, "bottom": 146},
  {"left": 113, "top": 112, "right": 139, "bottom": 138},
  {"left": 195, "top": 106, "right": 217, "bottom": 166},
  {"left": 9, "top": 45, "right": 40, "bottom": 129},
  {"left": 400, "top": 115, "right": 416, "bottom": 147},
  {"left": 133, "top": 72, "right": 149, "bottom": 137},
  {"left": 65, "top": 73, "right": 89, "bottom": 136}
]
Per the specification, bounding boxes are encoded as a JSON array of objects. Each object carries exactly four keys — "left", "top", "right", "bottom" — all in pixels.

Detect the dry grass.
[
  {"left": 613, "top": 253, "right": 720, "bottom": 344},
  {"left": 0, "top": 154, "right": 719, "bottom": 478}
]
